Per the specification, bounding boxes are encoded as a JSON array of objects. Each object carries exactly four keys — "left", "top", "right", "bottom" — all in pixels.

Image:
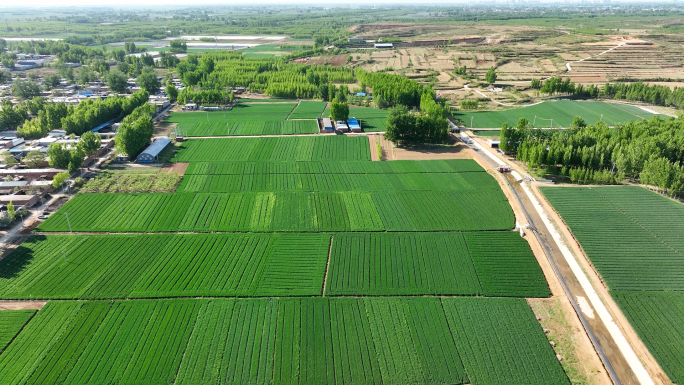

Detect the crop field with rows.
[
  {"left": 540, "top": 186, "right": 684, "bottom": 291},
  {"left": 175, "top": 120, "right": 319, "bottom": 137},
  {"left": 613, "top": 291, "right": 684, "bottom": 383},
  {"left": 166, "top": 103, "right": 296, "bottom": 123},
  {"left": 288, "top": 101, "right": 327, "bottom": 119},
  {"left": 0, "top": 311, "right": 36, "bottom": 353},
  {"left": 359, "top": 118, "right": 387, "bottom": 132},
  {"left": 175, "top": 136, "right": 371, "bottom": 161},
  {"left": 326, "top": 232, "right": 549, "bottom": 297},
  {"left": 0, "top": 297, "right": 568, "bottom": 385},
  {"left": 184, "top": 159, "right": 485, "bottom": 175},
  {"left": 0, "top": 232, "right": 547, "bottom": 300},
  {"left": 541, "top": 185, "right": 684, "bottom": 384},
  {"left": 0, "top": 234, "right": 330, "bottom": 299},
  {"left": 37, "top": 190, "right": 513, "bottom": 232},
  {"left": 0, "top": 125, "right": 566, "bottom": 384},
  {"left": 177, "top": 170, "right": 500, "bottom": 193},
  {"left": 454, "top": 100, "right": 665, "bottom": 128}
]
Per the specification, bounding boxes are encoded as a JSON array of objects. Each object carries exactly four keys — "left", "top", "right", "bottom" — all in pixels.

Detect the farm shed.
[
  {"left": 374, "top": 43, "right": 393, "bottom": 49},
  {"left": 487, "top": 139, "right": 500, "bottom": 148},
  {"left": 335, "top": 121, "right": 349, "bottom": 132},
  {"left": 0, "top": 194, "right": 39, "bottom": 207},
  {"left": 0, "top": 168, "right": 62, "bottom": 179},
  {"left": 136, "top": 137, "right": 171, "bottom": 163},
  {"left": 321, "top": 118, "right": 333, "bottom": 131},
  {"left": 347, "top": 118, "right": 361, "bottom": 132},
  {"left": 0, "top": 181, "right": 28, "bottom": 193}
]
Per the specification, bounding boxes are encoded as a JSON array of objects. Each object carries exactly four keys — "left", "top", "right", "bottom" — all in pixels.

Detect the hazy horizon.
[{"left": 0, "top": 0, "right": 679, "bottom": 8}]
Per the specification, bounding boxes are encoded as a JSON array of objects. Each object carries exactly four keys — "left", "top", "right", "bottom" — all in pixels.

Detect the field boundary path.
[
  {"left": 566, "top": 43, "right": 626, "bottom": 72},
  {"left": 455, "top": 124, "right": 656, "bottom": 385}
]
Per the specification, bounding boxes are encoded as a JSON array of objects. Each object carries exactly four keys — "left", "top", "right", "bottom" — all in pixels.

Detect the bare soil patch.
[
  {"left": 528, "top": 298, "right": 612, "bottom": 385},
  {"left": 160, "top": 162, "right": 189, "bottom": 176},
  {"left": 154, "top": 121, "right": 178, "bottom": 136},
  {"left": 392, "top": 142, "right": 474, "bottom": 160},
  {"left": 367, "top": 135, "right": 394, "bottom": 161},
  {"left": 0, "top": 301, "right": 47, "bottom": 310}
]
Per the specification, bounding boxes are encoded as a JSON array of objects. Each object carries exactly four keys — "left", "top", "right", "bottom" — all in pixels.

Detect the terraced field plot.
[
  {"left": 454, "top": 100, "right": 665, "bottom": 128},
  {"left": 176, "top": 120, "right": 319, "bottom": 136},
  {"left": 288, "top": 101, "right": 327, "bottom": 119},
  {"left": 175, "top": 136, "right": 371, "bottom": 161},
  {"left": 0, "top": 234, "right": 330, "bottom": 299},
  {"left": 541, "top": 185, "right": 684, "bottom": 384},
  {"left": 326, "top": 232, "right": 549, "bottom": 297},
  {"left": 0, "top": 297, "right": 569, "bottom": 385},
  {"left": 37, "top": 190, "right": 513, "bottom": 233}
]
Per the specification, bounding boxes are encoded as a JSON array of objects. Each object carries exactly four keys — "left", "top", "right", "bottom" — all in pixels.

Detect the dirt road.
[{"left": 460, "top": 131, "right": 666, "bottom": 385}]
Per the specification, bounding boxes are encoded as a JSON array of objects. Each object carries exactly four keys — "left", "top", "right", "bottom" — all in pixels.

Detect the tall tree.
[
  {"left": 11, "top": 79, "right": 42, "bottom": 99},
  {"left": 485, "top": 67, "right": 497, "bottom": 84},
  {"left": 78, "top": 131, "right": 102, "bottom": 156},
  {"left": 330, "top": 98, "right": 349, "bottom": 122},
  {"left": 107, "top": 70, "right": 129, "bottom": 93},
  {"left": 136, "top": 67, "right": 161, "bottom": 95}
]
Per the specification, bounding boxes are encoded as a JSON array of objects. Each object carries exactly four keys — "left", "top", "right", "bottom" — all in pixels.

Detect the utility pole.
[
  {"left": 62, "top": 248, "right": 66, "bottom": 263},
  {"left": 64, "top": 212, "right": 72, "bottom": 233},
  {"left": 116, "top": 176, "right": 121, "bottom": 193},
  {"left": 533, "top": 116, "right": 537, "bottom": 127},
  {"left": 550, "top": 118, "right": 553, "bottom": 128},
  {"left": 470, "top": 116, "right": 473, "bottom": 129},
  {"left": 600, "top": 114, "right": 603, "bottom": 121}
]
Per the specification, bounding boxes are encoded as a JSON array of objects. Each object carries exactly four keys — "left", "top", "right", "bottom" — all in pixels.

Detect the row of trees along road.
[
  {"left": 500, "top": 116, "right": 684, "bottom": 195},
  {"left": 115, "top": 104, "right": 156, "bottom": 159}
]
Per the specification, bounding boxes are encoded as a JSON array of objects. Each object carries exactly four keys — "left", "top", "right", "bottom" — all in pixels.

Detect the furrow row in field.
[
  {"left": 0, "top": 298, "right": 569, "bottom": 385},
  {"left": 37, "top": 191, "right": 514, "bottom": 233}
]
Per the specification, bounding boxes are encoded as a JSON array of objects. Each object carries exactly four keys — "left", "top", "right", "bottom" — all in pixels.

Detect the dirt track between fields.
[
  {"left": 472, "top": 155, "right": 612, "bottom": 385},
  {"left": 536, "top": 184, "right": 673, "bottom": 385},
  {"left": 0, "top": 301, "right": 47, "bottom": 310}
]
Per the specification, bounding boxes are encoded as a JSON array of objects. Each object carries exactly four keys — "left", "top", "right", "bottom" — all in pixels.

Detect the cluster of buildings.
[{"left": 319, "top": 117, "right": 363, "bottom": 133}]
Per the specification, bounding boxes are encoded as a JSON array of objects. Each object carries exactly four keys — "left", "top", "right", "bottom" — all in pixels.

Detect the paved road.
[
  {"left": 458, "top": 128, "right": 653, "bottom": 385},
  {"left": 0, "top": 193, "right": 66, "bottom": 251}
]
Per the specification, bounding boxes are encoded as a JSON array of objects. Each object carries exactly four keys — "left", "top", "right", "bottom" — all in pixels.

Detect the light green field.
[{"left": 454, "top": 100, "right": 666, "bottom": 128}]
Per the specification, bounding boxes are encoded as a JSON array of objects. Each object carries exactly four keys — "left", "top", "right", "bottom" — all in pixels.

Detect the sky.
[
  {"left": 0, "top": 0, "right": 676, "bottom": 7},
  {"left": 2, "top": 0, "right": 675, "bottom": 7},
  {"left": 5, "top": 0, "right": 465, "bottom": 7}
]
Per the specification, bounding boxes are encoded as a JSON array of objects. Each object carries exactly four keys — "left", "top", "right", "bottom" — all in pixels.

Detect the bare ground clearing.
[
  {"left": 529, "top": 298, "right": 612, "bottom": 385},
  {"left": 0, "top": 301, "right": 48, "bottom": 310},
  {"left": 160, "top": 162, "right": 189, "bottom": 175}
]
